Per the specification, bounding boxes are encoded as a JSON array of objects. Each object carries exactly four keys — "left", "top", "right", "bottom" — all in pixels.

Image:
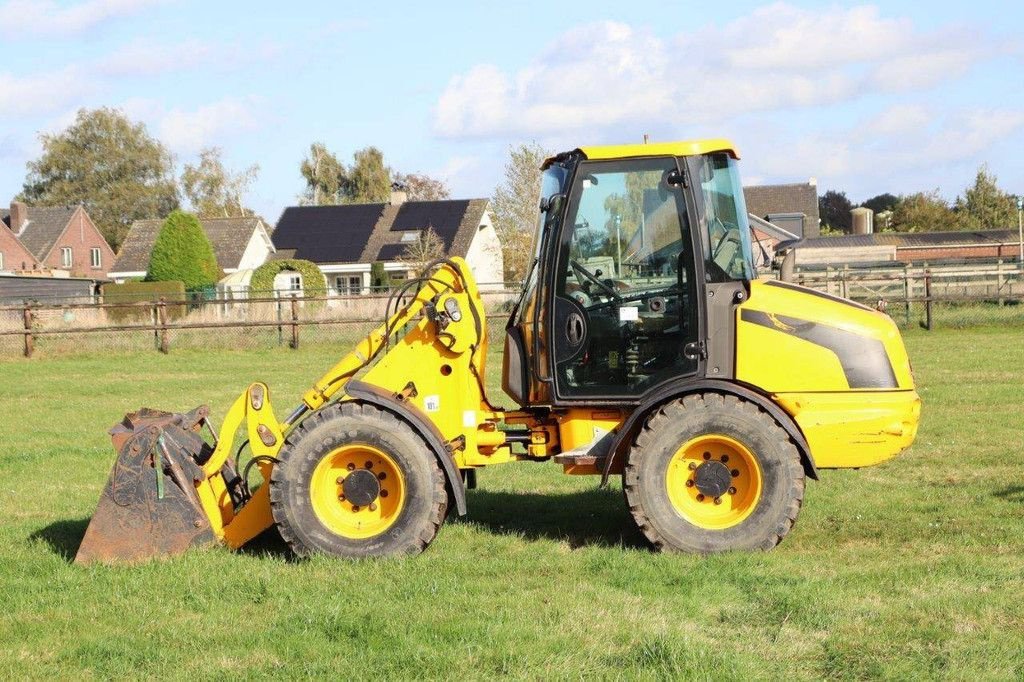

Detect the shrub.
[
  {"left": 250, "top": 259, "right": 327, "bottom": 297},
  {"left": 101, "top": 280, "right": 187, "bottom": 322},
  {"left": 145, "top": 210, "right": 221, "bottom": 289}
]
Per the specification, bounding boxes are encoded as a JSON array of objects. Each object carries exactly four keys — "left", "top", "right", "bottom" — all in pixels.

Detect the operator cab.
[{"left": 504, "top": 141, "right": 756, "bottom": 406}]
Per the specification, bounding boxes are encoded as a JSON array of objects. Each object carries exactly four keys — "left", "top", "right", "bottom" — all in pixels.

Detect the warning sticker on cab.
[{"left": 424, "top": 395, "right": 441, "bottom": 412}]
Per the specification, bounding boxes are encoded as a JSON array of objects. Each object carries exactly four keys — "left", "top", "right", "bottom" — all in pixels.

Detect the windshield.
[
  {"left": 512, "top": 163, "right": 572, "bottom": 323},
  {"left": 694, "top": 153, "right": 754, "bottom": 281}
]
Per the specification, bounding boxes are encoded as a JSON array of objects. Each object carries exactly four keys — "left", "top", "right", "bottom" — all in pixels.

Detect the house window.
[
  {"left": 0, "top": 252, "right": 4, "bottom": 270},
  {"left": 289, "top": 275, "right": 301, "bottom": 291},
  {"left": 335, "top": 275, "right": 362, "bottom": 295},
  {"left": 90, "top": 247, "right": 102, "bottom": 269},
  {"left": 400, "top": 231, "right": 421, "bottom": 243},
  {"left": 61, "top": 247, "right": 73, "bottom": 268}
]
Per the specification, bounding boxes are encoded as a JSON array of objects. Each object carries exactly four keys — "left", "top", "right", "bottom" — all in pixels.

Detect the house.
[
  {"left": 271, "top": 192, "right": 504, "bottom": 294},
  {"left": 743, "top": 181, "right": 821, "bottom": 239},
  {"left": 109, "top": 216, "right": 276, "bottom": 282},
  {"left": 1, "top": 201, "right": 115, "bottom": 278},
  {"left": 780, "top": 229, "right": 1023, "bottom": 266},
  {"left": 0, "top": 219, "right": 40, "bottom": 274}
]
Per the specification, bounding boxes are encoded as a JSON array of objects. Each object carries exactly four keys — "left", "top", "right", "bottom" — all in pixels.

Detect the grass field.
[{"left": 1, "top": 326, "right": 1022, "bottom": 679}]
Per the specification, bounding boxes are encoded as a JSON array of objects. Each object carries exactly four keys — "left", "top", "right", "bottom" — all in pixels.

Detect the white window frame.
[
  {"left": 289, "top": 275, "right": 302, "bottom": 291},
  {"left": 335, "top": 275, "right": 362, "bottom": 295},
  {"left": 0, "top": 252, "right": 4, "bottom": 270},
  {"left": 90, "top": 247, "right": 102, "bottom": 269},
  {"left": 60, "top": 247, "right": 72, "bottom": 268}
]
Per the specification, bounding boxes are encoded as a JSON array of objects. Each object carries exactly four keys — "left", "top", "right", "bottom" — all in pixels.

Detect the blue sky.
[{"left": 1, "top": 0, "right": 1022, "bottom": 224}]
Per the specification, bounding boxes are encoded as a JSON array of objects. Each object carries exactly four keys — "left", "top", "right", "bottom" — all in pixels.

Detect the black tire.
[
  {"left": 269, "top": 401, "right": 448, "bottom": 558},
  {"left": 623, "top": 393, "right": 804, "bottom": 553}
]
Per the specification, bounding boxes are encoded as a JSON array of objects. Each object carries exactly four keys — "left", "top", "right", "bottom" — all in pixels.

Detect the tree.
[
  {"left": 890, "top": 190, "right": 959, "bottom": 233},
  {"left": 392, "top": 172, "right": 451, "bottom": 201},
  {"left": 299, "top": 142, "right": 347, "bottom": 205},
  {"left": 491, "top": 142, "right": 549, "bottom": 282},
  {"left": 145, "top": 210, "right": 220, "bottom": 289},
  {"left": 346, "top": 146, "right": 391, "bottom": 203},
  {"left": 862, "top": 193, "right": 899, "bottom": 215},
  {"left": 181, "top": 147, "right": 259, "bottom": 218},
  {"left": 399, "top": 227, "right": 446, "bottom": 275},
  {"left": 20, "top": 107, "right": 178, "bottom": 249},
  {"left": 818, "top": 190, "right": 853, "bottom": 233},
  {"left": 954, "top": 164, "right": 1017, "bottom": 230}
]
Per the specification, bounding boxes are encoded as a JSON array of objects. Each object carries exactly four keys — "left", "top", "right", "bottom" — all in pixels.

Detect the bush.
[
  {"left": 101, "top": 280, "right": 187, "bottom": 322},
  {"left": 250, "top": 259, "right": 327, "bottom": 297},
  {"left": 145, "top": 210, "right": 221, "bottom": 289}
]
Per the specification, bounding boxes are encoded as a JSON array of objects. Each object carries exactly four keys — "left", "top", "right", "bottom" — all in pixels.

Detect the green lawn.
[{"left": 1, "top": 327, "right": 1022, "bottom": 679}]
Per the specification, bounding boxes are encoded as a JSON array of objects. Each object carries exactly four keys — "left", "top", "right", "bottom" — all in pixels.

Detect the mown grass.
[{"left": 1, "top": 326, "right": 1022, "bottom": 679}]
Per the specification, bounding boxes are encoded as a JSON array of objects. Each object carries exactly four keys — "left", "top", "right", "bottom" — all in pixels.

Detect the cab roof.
[{"left": 542, "top": 138, "right": 739, "bottom": 169}]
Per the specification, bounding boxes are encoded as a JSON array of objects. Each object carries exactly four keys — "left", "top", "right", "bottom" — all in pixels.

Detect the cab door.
[{"left": 548, "top": 157, "right": 702, "bottom": 400}]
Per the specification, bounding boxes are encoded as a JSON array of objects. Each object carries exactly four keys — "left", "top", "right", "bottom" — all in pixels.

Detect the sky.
[{"left": 1, "top": 0, "right": 1022, "bottom": 225}]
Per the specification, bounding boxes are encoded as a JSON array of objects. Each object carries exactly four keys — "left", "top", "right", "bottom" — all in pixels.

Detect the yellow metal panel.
[
  {"left": 543, "top": 139, "right": 739, "bottom": 168},
  {"left": 775, "top": 391, "right": 921, "bottom": 468}
]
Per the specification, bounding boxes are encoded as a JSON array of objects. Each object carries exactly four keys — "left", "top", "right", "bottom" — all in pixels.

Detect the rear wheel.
[
  {"left": 623, "top": 393, "right": 804, "bottom": 552},
  {"left": 269, "top": 402, "right": 447, "bottom": 558}
]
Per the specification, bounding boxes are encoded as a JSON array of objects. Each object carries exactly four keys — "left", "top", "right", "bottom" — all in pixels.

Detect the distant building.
[
  {"left": 1, "top": 201, "right": 115, "bottom": 278},
  {"left": 781, "top": 229, "right": 1023, "bottom": 266},
  {"left": 272, "top": 193, "right": 504, "bottom": 294},
  {"left": 109, "top": 216, "right": 276, "bottom": 282},
  {"left": 743, "top": 181, "right": 821, "bottom": 239}
]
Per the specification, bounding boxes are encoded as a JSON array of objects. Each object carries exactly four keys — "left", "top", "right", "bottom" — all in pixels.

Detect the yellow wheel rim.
[
  {"left": 309, "top": 444, "right": 406, "bottom": 540},
  {"left": 665, "top": 434, "right": 763, "bottom": 530}
]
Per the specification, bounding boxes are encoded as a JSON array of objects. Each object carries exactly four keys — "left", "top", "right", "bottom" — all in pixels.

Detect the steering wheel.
[{"left": 570, "top": 259, "right": 621, "bottom": 302}]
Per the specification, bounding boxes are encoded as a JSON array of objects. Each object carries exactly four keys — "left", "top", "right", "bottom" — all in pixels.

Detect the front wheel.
[
  {"left": 269, "top": 402, "right": 448, "bottom": 558},
  {"left": 623, "top": 393, "right": 804, "bottom": 553}
]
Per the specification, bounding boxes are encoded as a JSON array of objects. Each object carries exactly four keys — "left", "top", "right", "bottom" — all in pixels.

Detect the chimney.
[
  {"left": 389, "top": 182, "right": 407, "bottom": 206},
  {"left": 9, "top": 201, "right": 28, "bottom": 233}
]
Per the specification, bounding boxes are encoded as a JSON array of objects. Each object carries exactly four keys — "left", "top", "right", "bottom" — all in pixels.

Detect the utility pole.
[{"left": 1017, "top": 196, "right": 1023, "bottom": 264}]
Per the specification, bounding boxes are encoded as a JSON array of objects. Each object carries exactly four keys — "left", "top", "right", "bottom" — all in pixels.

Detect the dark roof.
[
  {"left": 113, "top": 216, "right": 271, "bottom": 273},
  {"left": 793, "top": 228, "right": 1021, "bottom": 250},
  {"left": 273, "top": 204, "right": 386, "bottom": 263},
  {"left": 743, "top": 183, "right": 820, "bottom": 225},
  {"left": 272, "top": 199, "right": 489, "bottom": 265},
  {"left": 2, "top": 206, "right": 78, "bottom": 261}
]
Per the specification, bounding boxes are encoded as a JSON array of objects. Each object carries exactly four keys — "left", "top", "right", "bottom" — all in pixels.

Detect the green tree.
[
  {"left": 346, "top": 146, "right": 391, "bottom": 203},
  {"left": 491, "top": 142, "right": 549, "bottom": 282},
  {"left": 954, "top": 164, "right": 1017, "bottom": 229},
  {"left": 818, "top": 190, "right": 853, "bottom": 233},
  {"left": 181, "top": 147, "right": 259, "bottom": 218},
  {"left": 399, "top": 227, "right": 446, "bottom": 275},
  {"left": 890, "top": 190, "right": 960, "bottom": 232},
  {"left": 392, "top": 172, "right": 451, "bottom": 201},
  {"left": 299, "top": 142, "right": 347, "bottom": 205},
  {"left": 145, "top": 210, "right": 220, "bottom": 289},
  {"left": 20, "top": 107, "right": 179, "bottom": 249},
  {"left": 862, "top": 193, "right": 899, "bottom": 215}
]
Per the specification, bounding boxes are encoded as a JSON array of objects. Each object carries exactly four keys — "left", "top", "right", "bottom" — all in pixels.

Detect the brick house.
[
  {"left": 0, "top": 218, "right": 40, "bottom": 273},
  {"left": 782, "top": 229, "right": 1023, "bottom": 266},
  {"left": 743, "top": 181, "right": 821, "bottom": 239},
  {"left": 1, "top": 201, "right": 115, "bottom": 279}
]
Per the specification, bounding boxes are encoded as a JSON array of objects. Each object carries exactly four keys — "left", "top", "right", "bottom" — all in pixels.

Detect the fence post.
[
  {"left": 276, "top": 297, "right": 283, "bottom": 346},
  {"left": 924, "top": 270, "right": 933, "bottom": 331},
  {"left": 151, "top": 302, "right": 160, "bottom": 349},
  {"left": 997, "top": 259, "right": 1004, "bottom": 306},
  {"left": 158, "top": 297, "right": 169, "bottom": 354},
  {"left": 22, "top": 303, "right": 33, "bottom": 358},
  {"left": 290, "top": 296, "right": 299, "bottom": 349},
  {"left": 841, "top": 264, "right": 849, "bottom": 299},
  {"left": 902, "top": 263, "right": 911, "bottom": 327}
]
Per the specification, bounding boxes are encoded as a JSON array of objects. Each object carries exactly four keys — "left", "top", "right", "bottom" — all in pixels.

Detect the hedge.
[
  {"left": 145, "top": 210, "right": 221, "bottom": 289},
  {"left": 250, "top": 259, "right": 327, "bottom": 296},
  {"left": 101, "top": 280, "right": 187, "bottom": 322}
]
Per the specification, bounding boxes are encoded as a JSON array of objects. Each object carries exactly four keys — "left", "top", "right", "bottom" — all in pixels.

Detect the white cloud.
[
  {"left": 0, "top": 67, "right": 93, "bottom": 117},
  {"left": 98, "top": 39, "right": 216, "bottom": 77},
  {"left": 0, "top": 0, "right": 168, "bottom": 37},
  {"left": 434, "top": 4, "right": 999, "bottom": 139},
  {"left": 156, "top": 97, "right": 265, "bottom": 154}
]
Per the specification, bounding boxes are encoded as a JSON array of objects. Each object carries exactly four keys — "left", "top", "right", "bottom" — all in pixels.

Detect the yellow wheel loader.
[{"left": 76, "top": 140, "right": 921, "bottom": 563}]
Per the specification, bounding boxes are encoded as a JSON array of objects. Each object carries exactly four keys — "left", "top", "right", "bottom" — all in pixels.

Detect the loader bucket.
[{"left": 75, "top": 407, "right": 221, "bottom": 564}]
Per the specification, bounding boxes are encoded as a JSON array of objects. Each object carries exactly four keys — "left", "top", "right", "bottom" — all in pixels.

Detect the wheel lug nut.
[
  {"left": 365, "top": 461, "right": 373, "bottom": 469},
  {"left": 696, "top": 494, "right": 705, "bottom": 502},
  {"left": 688, "top": 462, "right": 697, "bottom": 471},
  {"left": 369, "top": 503, "right": 378, "bottom": 511},
  {"left": 352, "top": 505, "right": 360, "bottom": 512},
  {"left": 347, "top": 463, "right": 355, "bottom": 471},
  {"left": 714, "top": 497, "right": 722, "bottom": 505},
  {"left": 728, "top": 487, "right": 737, "bottom": 495},
  {"left": 380, "top": 490, "right": 389, "bottom": 498},
  {"left": 685, "top": 480, "right": 694, "bottom": 488},
  {"left": 377, "top": 472, "right": 387, "bottom": 480},
  {"left": 720, "top": 455, "right": 729, "bottom": 463},
  {"left": 703, "top": 452, "right": 711, "bottom": 461},
  {"left": 731, "top": 469, "right": 740, "bottom": 478},
  {"left": 336, "top": 476, "right": 345, "bottom": 484},
  {"left": 339, "top": 494, "right": 345, "bottom": 501}
]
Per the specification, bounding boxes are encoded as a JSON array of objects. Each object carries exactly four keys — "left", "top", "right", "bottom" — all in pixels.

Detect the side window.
[
  {"left": 695, "top": 153, "right": 754, "bottom": 282},
  {"left": 552, "top": 158, "right": 699, "bottom": 398},
  {"left": 61, "top": 247, "right": 73, "bottom": 268}
]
